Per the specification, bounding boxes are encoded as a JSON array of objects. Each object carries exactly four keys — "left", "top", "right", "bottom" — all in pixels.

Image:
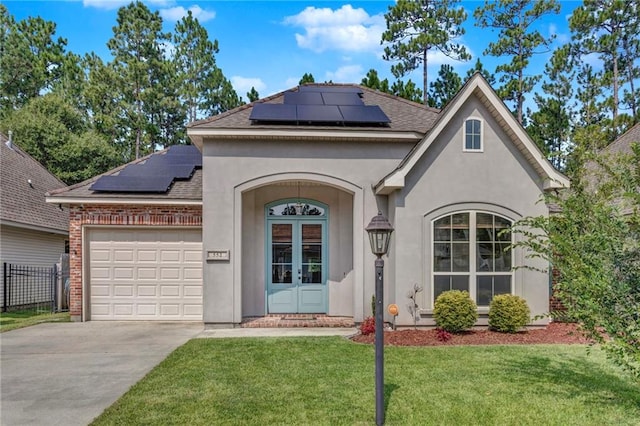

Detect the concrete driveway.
[{"left": 1, "top": 321, "right": 203, "bottom": 426}]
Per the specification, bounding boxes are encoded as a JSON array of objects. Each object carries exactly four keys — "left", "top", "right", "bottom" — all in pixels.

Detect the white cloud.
[
  {"left": 284, "top": 77, "right": 300, "bottom": 88},
  {"left": 83, "top": 0, "right": 172, "bottom": 10},
  {"left": 549, "top": 23, "right": 569, "bottom": 44},
  {"left": 284, "top": 5, "right": 385, "bottom": 53},
  {"left": 231, "top": 76, "right": 267, "bottom": 96},
  {"left": 325, "top": 64, "right": 364, "bottom": 83},
  {"left": 160, "top": 5, "right": 216, "bottom": 22}
]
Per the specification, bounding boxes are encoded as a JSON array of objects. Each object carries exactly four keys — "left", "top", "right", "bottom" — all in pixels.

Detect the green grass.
[
  {"left": 92, "top": 337, "right": 640, "bottom": 426},
  {"left": 0, "top": 310, "right": 70, "bottom": 332}
]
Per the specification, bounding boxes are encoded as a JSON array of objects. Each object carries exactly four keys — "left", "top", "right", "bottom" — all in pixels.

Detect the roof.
[
  {"left": 1, "top": 133, "right": 69, "bottom": 234},
  {"left": 46, "top": 146, "right": 202, "bottom": 205},
  {"left": 374, "top": 73, "right": 570, "bottom": 194},
  {"left": 604, "top": 122, "right": 640, "bottom": 155},
  {"left": 187, "top": 84, "right": 440, "bottom": 146}
]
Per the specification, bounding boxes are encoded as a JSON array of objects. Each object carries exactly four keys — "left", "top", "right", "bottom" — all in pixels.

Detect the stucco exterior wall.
[
  {"left": 67, "top": 204, "right": 202, "bottom": 321},
  {"left": 389, "top": 96, "right": 550, "bottom": 326},
  {"left": 202, "top": 138, "right": 415, "bottom": 325}
]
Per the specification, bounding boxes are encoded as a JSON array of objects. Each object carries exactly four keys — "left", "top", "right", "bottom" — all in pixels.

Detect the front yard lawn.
[
  {"left": 0, "top": 310, "right": 69, "bottom": 332},
  {"left": 92, "top": 337, "right": 639, "bottom": 426}
]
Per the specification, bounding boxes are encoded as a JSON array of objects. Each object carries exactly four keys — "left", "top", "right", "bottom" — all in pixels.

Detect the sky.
[{"left": 5, "top": 0, "right": 582, "bottom": 100}]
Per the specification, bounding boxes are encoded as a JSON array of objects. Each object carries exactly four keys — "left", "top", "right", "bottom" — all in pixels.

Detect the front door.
[{"left": 267, "top": 217, "right": 327, "bottom": 314}]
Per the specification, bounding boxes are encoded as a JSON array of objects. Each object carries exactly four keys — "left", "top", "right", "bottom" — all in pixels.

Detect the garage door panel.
[
  {"left": 183, "top": 268, "right": 202, "bottom": 280},
  {"left": 114, "top": 268, "right": 134, "bottom": 279},
  {"left": 137, "top": 285, "right": 157, "bottom": 297},
  {"left": 137, "top": 250, "right": 158, "bottom": 262},
  {"left": 89, "top": 228, "right": 202, "bottom": 321},
  {"left": 184, "top": 285, "right": 202, "bottom": 297},
  {"left": 137, "top": 268, "right": 157, "bottom": 280}
]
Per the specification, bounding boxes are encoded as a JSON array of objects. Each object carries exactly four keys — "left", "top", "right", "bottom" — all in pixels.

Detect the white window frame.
[
  {"left": 463, "top": 117, "right": 483, "bottom": 152},
  {"left": 431, "top": 211, "right": 513, "bottom": 308}
]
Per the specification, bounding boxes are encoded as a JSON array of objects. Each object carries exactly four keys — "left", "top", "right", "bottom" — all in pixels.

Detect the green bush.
[
  {"left": 488, "top": 294, "right": 531, "bottom": 333},
  {"left": 433, "top": 290, "right": 478, "bottom": 333}
]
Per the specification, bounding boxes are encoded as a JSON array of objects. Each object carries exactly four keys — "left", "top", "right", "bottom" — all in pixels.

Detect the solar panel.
[
  {"left": 338, "top": 105, "right": 391, "bottom": 123},
  {"left": 299, "top": 86, "right": 363, "bottom": 94},
  {"left": 165, "top": 145, "right": 200, "bottom": 156},
  {"left": 250, "top": 103, "right": 297, "bottom": 121},
  {"left": 321, "top": 92, "right": 363, "bottom": 106},
  {"left": 90, "top": 175, "right": 174, "bottom": 192},
  {"left": 296, "top": 105, "right": 343, "bottom": 122},
  {"left": 118, "top": 163, "right": 196, "bottom": 179},
  {"left": 284, "top": 92, "right": 323, "bottom": 105},
  {"left": 146, "top": 154, "right": 202, "bottom": 168}
]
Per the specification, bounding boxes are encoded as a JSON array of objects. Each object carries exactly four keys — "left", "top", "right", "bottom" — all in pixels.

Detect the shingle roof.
[
  {"left": 47, "top": 147, "right": 202, "bottom": 203},
  {"left": 1, "top": 133, "right": 69, "bottom": 233},
  {"left": 189, "top": 84, "right": 440, "bottom": 135},
  {"left": 605, "top": 122, "right": 640, "bottom": 155}
]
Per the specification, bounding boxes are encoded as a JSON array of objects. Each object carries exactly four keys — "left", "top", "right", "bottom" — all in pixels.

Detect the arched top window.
[
  {"left": 267, "top": 199, "right": 326, "bottom": 217},
  {"left": 464, "top": 118, "right": 482, "bottom": 151},
  {"left": 432, "top": 211, "right": 512, "bottom": 306}
]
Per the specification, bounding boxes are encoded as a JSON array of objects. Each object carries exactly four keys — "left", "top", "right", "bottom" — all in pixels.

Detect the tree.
[
  {"left": 465, "top": 58, "right": 495, "bottom": 86},
  {"left": 0, "top": 6, "right": 67, "bottom": 116},
  {"left": 0, "top": 93, "right": 120, "bottom": 184},
  {"left": 428, "top": 64, "right": 462, "bottom": 108},
  {"left": 513, "top": 145, "right": 640, "bottom": 378},
  {"left": 526, "top": 46, "right": 573, "bottom": 170},
  {"left": 173, "top": 10, "right": 241, "bottom": 122},
  {"left": 474, "top": 0, "right": 560, "bottom": 124},
  {"left": 361, "top": 69, "right": 390, "bottom": 93},
  {"left": 390, "top": 79, "right": 423, "bottom": 103},
  {"left": 246, "top": 87, "right": 260, "bottom": 102},
  {"left": 299, "top": 73, "right": 315, "bottom": 85},
  {"left": 107, "top": 2, "right": 172, "bottom": 160},
  {"left": 569, "top": 0, "right": 640, "bottom": 124},
  {"left": 382, "top": 0, "right": 469, "bottom": 105}
]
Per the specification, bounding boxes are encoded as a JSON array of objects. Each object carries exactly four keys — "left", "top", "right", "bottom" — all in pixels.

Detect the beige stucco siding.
[
  {"left": 202, "top": 139, "right": 415, "bottom": 325},
  {"left": 390, "top": 96, "right": 550, "bottom": 325}
]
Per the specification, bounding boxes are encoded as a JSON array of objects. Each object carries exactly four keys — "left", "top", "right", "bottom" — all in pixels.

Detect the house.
[
  {"left": 1, "top": 132, "right": 69, "bottom": 299},
  {"left": 47, "top": 74, "right": 568, "bottom": 326}
]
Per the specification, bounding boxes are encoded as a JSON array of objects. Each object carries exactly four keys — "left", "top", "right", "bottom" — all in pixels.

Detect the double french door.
[{"left": 267, "top": 220, "right": 327, "bottom": 313}]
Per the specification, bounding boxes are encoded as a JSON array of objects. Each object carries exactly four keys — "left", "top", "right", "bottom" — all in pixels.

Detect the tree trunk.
[
  {"left": 423, "top": 48, "right": 428, "bottom": 106},
  {"left": 613, "top": 53, "right": 619, "bottom": 122}
]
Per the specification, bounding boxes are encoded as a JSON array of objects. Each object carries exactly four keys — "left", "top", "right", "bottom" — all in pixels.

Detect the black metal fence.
[{"left": 2, "top": 261, "right": 69, "bottom": 313}]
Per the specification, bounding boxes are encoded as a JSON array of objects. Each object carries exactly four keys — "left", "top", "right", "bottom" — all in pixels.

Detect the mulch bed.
[{"left": 351, "top": 322, "right": 594, "bottom": 346}]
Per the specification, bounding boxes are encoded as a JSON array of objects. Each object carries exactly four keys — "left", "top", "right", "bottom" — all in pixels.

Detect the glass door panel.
[
  {"left": 301, "top": 223, "right": 322, "bottom": 284},
  {"left": 271, "top": 224, "right": 293, "bottom": 284}
]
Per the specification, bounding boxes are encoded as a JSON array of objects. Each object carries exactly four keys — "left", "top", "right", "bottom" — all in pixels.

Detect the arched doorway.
[{"left": 265, "top": 199, "right": 328, "bottom": 313}]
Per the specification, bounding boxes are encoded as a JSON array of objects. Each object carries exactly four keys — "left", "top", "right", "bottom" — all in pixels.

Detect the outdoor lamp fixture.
[{"left": 365, "top": 212, "right": 394, "bottom": 426}]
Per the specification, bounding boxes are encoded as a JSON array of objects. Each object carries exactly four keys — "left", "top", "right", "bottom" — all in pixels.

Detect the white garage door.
[{"left": 88, "top": 228, "right": 202, "bottom": 321}]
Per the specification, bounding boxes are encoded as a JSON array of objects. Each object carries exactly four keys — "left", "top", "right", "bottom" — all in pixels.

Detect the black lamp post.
[{"left": 365, "top": 212, "right": 394, "bottom": 426}]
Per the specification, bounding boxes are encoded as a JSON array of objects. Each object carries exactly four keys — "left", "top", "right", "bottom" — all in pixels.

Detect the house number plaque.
[{"left": 207, "top": 250, "right": 230, "bottom": 261}]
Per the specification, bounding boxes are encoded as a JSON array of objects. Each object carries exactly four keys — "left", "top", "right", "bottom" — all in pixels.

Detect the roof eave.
[
  {"left": 0, "top": 219, "right": 68, "bottom": 236},
  {"left": 186, "top": 127, "right": 424, "bottom": 142},
  {"left": 46, "top": 197, "right": 203, "bottom": 206}
]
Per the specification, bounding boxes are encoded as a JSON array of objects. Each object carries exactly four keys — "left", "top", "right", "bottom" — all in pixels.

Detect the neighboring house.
[
  {"left": 47, "top": 74, "right": 568, "bottom": 326},
  {"left": 1, "top": 132, "right": 69, "bottom": 299}
]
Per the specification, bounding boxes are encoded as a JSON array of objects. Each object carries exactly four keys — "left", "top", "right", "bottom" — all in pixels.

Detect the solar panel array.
[
  {"left": 90, "top": 144, "right": 201, "bottom": 193},
  {"left": 250, "top": 86, "right": 391, "bottom": 126}
]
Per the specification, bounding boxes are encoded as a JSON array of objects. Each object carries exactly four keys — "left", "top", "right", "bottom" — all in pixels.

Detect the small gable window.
[{"left": 464, "top": 118, "right": 482, "bottom": 151}]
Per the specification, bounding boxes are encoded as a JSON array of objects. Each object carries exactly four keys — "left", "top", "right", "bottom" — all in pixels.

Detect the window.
[
  {"left": 433, "top": 212, "right": 512, "bottom": 306},
  {"left": 464, "top": 118, "right": 482, "bottom": 151}
]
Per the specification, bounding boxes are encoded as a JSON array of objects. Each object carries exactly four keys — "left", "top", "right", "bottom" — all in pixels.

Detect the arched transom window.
[{"left": 433, "top": 212, "right": 512, "bottom": 306}]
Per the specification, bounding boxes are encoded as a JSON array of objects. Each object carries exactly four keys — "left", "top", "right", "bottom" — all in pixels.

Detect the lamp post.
[{"left": 365, "top": 212, "right": 394, "bottom": 426}]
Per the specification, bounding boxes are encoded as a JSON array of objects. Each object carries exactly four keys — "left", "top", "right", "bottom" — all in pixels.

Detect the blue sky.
[{"left": 6, "top": 0, "right": 581, "bottom": 100}]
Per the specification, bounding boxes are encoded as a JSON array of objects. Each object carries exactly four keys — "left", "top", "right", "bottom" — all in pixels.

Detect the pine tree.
[
  {"left": 474, "top": 0, "right": 560, "bottom": 124},
  {"left": 382, "top": 0, "right": 469, "bottom": 105},
  {"left": 247, "top": 87, "right": 260, "bottom": 102},
  {"left": 299, "top": 73, "right": 315, "bottom": 85},
  {"left": 465, "top": 58, "right": 495, "bottom": 86},
  {"left": 428, "top": 64, "right": 462, "bottom": 108},
  {"left": 569, "top": 0, "right": 640, "bottom": 124}
]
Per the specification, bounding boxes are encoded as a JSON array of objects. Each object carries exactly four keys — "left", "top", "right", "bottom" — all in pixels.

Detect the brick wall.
[{"left": 68, "top": 204, "right": 202, "bottom": 321}]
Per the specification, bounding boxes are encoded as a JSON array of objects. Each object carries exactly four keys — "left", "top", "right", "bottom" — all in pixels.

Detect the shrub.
[
  {"left": 433, "top": 290, "right": 478, "bottom": 333},
  {"left": 359, "top": 316, "right": 375, "bottom": 335},
  {"left": 488, "top": 294, "right": 531, "bottom": 333},
  {"left": 435, "top": 328, "right": 452, "bottom": 342}
]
